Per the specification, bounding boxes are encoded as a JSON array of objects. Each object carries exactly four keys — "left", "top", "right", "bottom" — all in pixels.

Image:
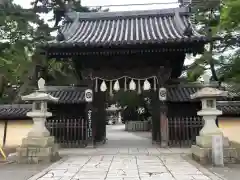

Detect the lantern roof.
[
  {"left": 190, "top": 87, "right": 228, "bottom": 99},
  {"left": 21, "top": 92, "right": 59, "bottom": 102}
]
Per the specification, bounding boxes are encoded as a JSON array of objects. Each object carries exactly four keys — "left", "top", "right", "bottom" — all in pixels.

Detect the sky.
[
  {"left": 14, "top": 0, "right": 179, "bottom": 10},
  {"left": 13, "top": 0, "right": 180, "bottom": 38},
  {"left": 13, "top": 0, "right": 180, "bottom": 24}
]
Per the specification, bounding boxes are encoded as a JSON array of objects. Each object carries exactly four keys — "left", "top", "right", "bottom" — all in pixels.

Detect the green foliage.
[
  {"left": 0, "top": 1, "right": 40, "bottom": 101},
  {"left": 0, "top": 0, "right": 98, "bottom": 103},
  {"left": 221, "top": 0, "right": 240, "bottom": 31},
  {"left": 110, "top": 90, "right": 145, "bottom": 109},
  {"left": 186, "top": 0, "right": 240, "bottom": 83},
  {"left": 217, "top": 51, "right": 240, "bottom": 82}
]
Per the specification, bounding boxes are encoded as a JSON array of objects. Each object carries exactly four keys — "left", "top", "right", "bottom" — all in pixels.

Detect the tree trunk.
[
  {"left": 209, "top": 41, "right": 218, "bottom": 81},
  {"left": 0, "top": 74, "right": 6, "bottom": 97}
]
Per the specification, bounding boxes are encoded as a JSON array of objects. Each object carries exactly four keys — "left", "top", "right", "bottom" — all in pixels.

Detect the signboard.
[
  {"left": 87, "top": 109, "right": 92, "bottom": 138},
  {"left": 212, "top": 135, "right": 224, "bottom": 166},
  {"left": 85, "top": 98, "right": 94, "bottom": 147}
]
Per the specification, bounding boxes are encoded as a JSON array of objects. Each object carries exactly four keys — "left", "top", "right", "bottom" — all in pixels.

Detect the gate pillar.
[
  {"left": 157, "top": 66, "right": 171, "bottom": 147},
  {"left": 93, "top": 91, "right": 107, "bottom": 144},
  {"left": 159, "top": 88, "right": 168, "bottom": 147}
]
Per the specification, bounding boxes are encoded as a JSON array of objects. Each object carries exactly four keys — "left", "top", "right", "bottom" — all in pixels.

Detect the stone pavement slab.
[
  {"left": 29, "top": 154, "right": 223, "bottom": 180},
  {"left": 0, "top": 163, "right": 50, "bottom": 180},
  {"left": 60, "top": 147, "right": 191, "bottom": 156},
  {"left": 206, "top": 164, "right": 240, "bottom": 180}
]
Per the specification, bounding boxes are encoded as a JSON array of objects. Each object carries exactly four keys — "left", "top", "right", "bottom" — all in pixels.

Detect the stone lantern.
[
  {"left": 191, "top": 87, "right": 227, "bottom": 137},
  {"left": 191, "top": 75, "right": 238, "bottom": 164},
  {"left": 16, "top": 78, "right": 60, "bottom": 164}
]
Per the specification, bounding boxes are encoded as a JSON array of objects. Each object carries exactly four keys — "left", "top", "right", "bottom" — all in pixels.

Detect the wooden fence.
[
  {"left": 46, "top": 117, "right": 88, "bottom": 148},
  {"left": 45, "top": 116, "right": 203, "bottom": 148},
  {"left": 168, "top": 116, "right": 203, "bottom": 147}
]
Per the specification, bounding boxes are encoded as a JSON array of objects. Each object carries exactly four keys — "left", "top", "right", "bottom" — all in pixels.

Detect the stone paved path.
[
  {"left": 30, "top": 154, "right": 218, "bottom": 180},
  {"left": 104, "top": 125, "right": 153, "bottom": 148},
  {"left": 28, "top": 125, "right": 223, "bottom": 180},
  {"left": 0, "top": 163, "right": 49, "bottom": 180}
]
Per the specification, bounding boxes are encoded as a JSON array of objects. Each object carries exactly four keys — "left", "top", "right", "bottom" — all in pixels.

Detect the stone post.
[
  {"left": 16, "top": 78, "right": 60, "bottom": 164},
  {"left": 191, "top": 75, "right": 238, "bottom": 165}
]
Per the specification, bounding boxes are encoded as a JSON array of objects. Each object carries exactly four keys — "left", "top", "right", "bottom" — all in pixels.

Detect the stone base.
[
  {"left": 16, "top": 136, "right": 60, "bottom": 164},
  {"left": 125, "top": 121, "right": 149, "bottom": 131},
  {"left": 196, "top": 135, "right": 230, "bottom": 148},
  {"left": 191, "top": 145, "right": 240, "bottom": 165},
  {"left": 21, "top": 136, "right": 55, "bottom": 147}
]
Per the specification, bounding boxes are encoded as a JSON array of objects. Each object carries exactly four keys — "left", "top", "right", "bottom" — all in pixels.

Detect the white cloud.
[{"left": 14, "top": 0, "right": 31, "bottom": 8}]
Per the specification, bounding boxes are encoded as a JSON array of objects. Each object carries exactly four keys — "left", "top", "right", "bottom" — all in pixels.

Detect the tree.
[
  {"left": 186, "top": 0, "right": 240, "bottom": 83},
  {"left": 0, "top": 0, "right": 104, "bottom": 103},
  {"left": 221, "top": 0, "right": 240, "bottom": 31},
  {"left": 108, "top": 90, "right": 152, "bottom": 121},
  {"left": 214, "top": 0, "right": 240, "bottom": 85},
  {"left": 0, "top": 1, "right": 43, "bottom": 102},
  {"left": 186, "top": 5, "right": 221, "bottom": 82}
]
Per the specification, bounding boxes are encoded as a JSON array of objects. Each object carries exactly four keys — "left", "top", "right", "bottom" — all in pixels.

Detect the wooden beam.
[{"left": 81, "top": 67, "right": 161, "bottom": 80}]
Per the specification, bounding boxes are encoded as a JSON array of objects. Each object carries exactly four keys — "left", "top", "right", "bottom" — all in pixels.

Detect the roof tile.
[
  {"left": 0, "top": 104, "right": 31, "bottom": 120},
  {"left": 217, "top": 101, "right": 240, "bottom": 115},
  {"left": 47, "top": 7, "right": 207, "bottom": 48},
  {"left": 45, "top": 86, "right": 86, "bottom": 104}
]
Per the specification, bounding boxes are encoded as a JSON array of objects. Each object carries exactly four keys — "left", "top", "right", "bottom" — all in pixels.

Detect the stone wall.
[
  {"left": 218, "top": 118, "right": 240, "bottom": 144},
  {"left": 0, "top": 120, "right": 33, "bottom": 147}
]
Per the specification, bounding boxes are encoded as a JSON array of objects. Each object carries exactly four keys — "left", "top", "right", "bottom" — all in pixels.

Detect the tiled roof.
[
  {"left": 1, "top": 101, "right": 240, "bottom": 120},
  {"left": 46, "top": 7, "right": 207, "bottom": 48},
  {"left": 0, "top": 86, "right": 87, "bottom": 120},
  {"left": 0, "top": 104, "right": 31, "bottom": 120},
  {"left": 1, "top": 85, "right": 240, "bottom": 120},
  {"left": 167, "top": 85, "right": 201, "bottom": 102},
  {"left": 167, "top": 85, "right": 240, "bottom": 116},
  {"left": 45, "top": 86, "right": 85, "bottom": 104},
  {"left": 166, "top": 84, "right": 239, "bottom": 102},
  {"left": 217, "top": 101, "right": 240, "bottom": 115}
]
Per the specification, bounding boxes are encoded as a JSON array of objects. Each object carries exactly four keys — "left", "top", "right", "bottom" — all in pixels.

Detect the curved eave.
[
  {"left": 42, "top": 36, "right": 208, "bottom": 49},
  {"left": 44, "top": 45, "right": 205, "bottom": 58}
]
